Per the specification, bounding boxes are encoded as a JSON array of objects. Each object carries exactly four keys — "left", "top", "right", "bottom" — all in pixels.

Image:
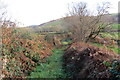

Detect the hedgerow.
[{"left": 2, "top": 27, "right": 53, "bottom": 78}]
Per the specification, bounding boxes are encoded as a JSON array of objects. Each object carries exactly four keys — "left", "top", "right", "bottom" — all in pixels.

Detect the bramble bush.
[{"left": 2, "top": 27, "right": 53, "bottom": 78}]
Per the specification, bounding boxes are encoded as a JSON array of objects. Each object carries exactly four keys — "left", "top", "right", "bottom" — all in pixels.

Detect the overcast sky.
[{"left": 1, "top": 0, "right": 119, "bottom": 26}]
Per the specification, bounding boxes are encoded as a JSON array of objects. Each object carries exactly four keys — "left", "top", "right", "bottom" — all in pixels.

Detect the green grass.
[
  {"left": 99, "top": 31, "right": 120, "bottom": 54},
  {"left": 92, "top": 43, "right": 103, "bottom": 47},
  {"left": 100, "top": 32, "right": 119, "bottom": 40},
  {"left": 107, "top": 45, "right": 120, "bottom": 54},
  {"left": 92, "top": 43, "right": 120, "bottom": 54},
  {"left": 44, "top": 19, "right": 62, "bottom": 27},
  {"left": 111, "top": 24, "right": 120, "bottom": 30},
  {"left": 28, "top": 49, "right": 66, "bottom": 78}
]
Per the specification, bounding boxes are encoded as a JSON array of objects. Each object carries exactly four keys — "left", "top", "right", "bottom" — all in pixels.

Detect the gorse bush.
[{"left": 2, "top": 27, "right": 53, "bottom": 78}]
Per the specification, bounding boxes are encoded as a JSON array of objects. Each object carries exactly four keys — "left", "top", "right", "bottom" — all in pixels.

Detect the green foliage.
[
  {"left": 28, "top": 49, "right": 66, "bottom": 78},
  {"left": 103, "top": 61, "right": 111, "bottom": 67}
]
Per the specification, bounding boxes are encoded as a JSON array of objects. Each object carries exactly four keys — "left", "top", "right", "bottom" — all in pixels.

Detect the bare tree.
[
  {"left": 0, "top": 1, "right": 7, "bottom": 22},
  {"left": 0, "top": 1, "right": 17, "bottom": 28},
  {"left": 63, "top": 2, "right": 112, "bottom": 43}
]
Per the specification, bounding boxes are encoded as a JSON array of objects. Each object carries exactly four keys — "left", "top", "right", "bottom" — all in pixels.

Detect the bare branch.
[{"left": 63, "top": 2, "right": 111, "bottom": 43}]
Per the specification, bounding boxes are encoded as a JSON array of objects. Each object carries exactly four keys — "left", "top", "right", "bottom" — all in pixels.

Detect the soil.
[{"left": 63, "top": 42, "right": 120, "bottom": 78}]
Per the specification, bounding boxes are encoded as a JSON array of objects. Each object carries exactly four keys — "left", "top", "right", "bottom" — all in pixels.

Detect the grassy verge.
[
  {"left": 28, "top": 49, "right": 66, "bottom": 78},
  {"left": 92, "top": 43, "right": 120, "bottom": 54},
  {"left": 100, "top": 32, "right": 119, "bottom": 40}
]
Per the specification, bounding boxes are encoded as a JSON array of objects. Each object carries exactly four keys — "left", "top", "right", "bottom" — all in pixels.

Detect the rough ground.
[{"left": 63, "top": 42, "right": 120, "bottom": 78}]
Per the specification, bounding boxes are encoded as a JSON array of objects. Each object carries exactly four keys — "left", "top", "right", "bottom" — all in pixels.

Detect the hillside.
[{"left": 28, "top": 13, "right": 119, "bottom": 33}]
